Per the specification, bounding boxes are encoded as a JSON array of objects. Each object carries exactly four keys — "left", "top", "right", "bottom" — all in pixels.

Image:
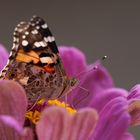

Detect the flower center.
[{"left": 25, "top": 99, "right": 77, "bottom": 124}]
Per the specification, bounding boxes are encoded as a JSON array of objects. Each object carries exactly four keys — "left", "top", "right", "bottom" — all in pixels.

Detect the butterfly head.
[
  {"left": 70, "top": 77, "right": 78, "bottom": 87},
  {"left": 65, "top": 77, "right": 78, "bottom": 91}
]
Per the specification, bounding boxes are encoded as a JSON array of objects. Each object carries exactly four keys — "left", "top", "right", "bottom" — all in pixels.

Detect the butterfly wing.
[{"left": 0, "top": 16, "right": 71, "bottom": 102}]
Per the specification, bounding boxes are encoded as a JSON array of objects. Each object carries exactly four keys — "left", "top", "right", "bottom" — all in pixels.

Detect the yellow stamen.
[
  {"left": 37, "top": 98, "right": 46, "bottom": 105},
  {"left": 26, "top": 111, "right": 33, "bottom": 120},
  {"left": 26, "top": 99, "right": 77, "bottom": 124},
  {"left": 26, "top": 110, "right": 40, "bottom": 124},
  {"left": 48, "top": 99, "right": 77, "bottom": 114}
]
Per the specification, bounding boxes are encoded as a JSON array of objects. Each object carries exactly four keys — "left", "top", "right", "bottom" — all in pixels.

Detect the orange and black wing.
[{"left": 0, "top": 16, "right": 66, "bottom": 78}]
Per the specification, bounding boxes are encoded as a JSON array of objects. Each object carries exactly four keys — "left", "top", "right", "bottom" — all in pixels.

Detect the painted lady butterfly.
[{"left": 0, "top": 16, "right": 78, "bottom": 104}]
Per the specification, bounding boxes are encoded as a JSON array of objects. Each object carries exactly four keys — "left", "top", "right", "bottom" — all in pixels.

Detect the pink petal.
[
  {"left": 0, "top": 80, "right": 27, "bottom": 139},
  {"left": 127, "top": 84, "right": 140, "bottom": 101},
  {"left": 0, "top": 45, "right": 9, "bottom": 71},
  {"left": 127, "top": 85, "right": 140, "bottom": 126},
  {"left": 21, "top": 128, "right": 33, "bottom": 140},
  {"left": 0, "top": 115, "right": 24, "bottom": 140},
  {"left": 93, "top": 97, "right": 131, "bottom": 140},
  {"left": 59, "top": 46, "right": 87, "bottom": 77},
  {"left": 0, "top": 116, "right": 33, "bottom": 140},
  {"left": 0, "top": 115, "right": 24, "bottom": 135},
  {"left": 91, "top": 88, "right": 128, "bottom": 112},
  {"left": 36, "top": 106, "right": 98, "bottom": 140},
  {"left": 67, "top": 108, "right": 98, "bottom": 140},
  {"left": 128, "top": 100, "right": 140, "bottom": 126}
]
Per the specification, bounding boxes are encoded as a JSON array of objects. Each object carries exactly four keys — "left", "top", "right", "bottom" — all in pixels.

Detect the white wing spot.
[
  {"left": 40, "top": 57, "right": 53, "bottom": 64},
  {"left": 13, "top": 37, "right": 17, "bottom": 42},
  {"left": 13, "top": 32, "right": 16, "bottom": 36},
  {"left": 48, "top": 36, "right": 55, "bottom": 42},
  {"left": 22, "top": 40, "right": 28, "bottom": 46},
  {"left": 34, "top": 42, "right": 41, "bottom": 48},
  {"left": 9, "top": 52, "right": 13, "bottom": 57},
  {"left": 36, "top": 26, "right": 40, "bottom": 29},
  {"left": 40, "top": 41, "right": 47, "bottom": 47},
  {"left": 17, "top": 24, "right": 21, "bottom": 27},
  {"left": 19, "top": 77, "right": 29, "bottom": 85},
  {"left": 15, "top": 27, "right": 18, "bottom": 31},
  {"left": 31, "top": 23, "right": 35, "bottom": 26},
  {"left": 44, "top": 36, "right": 55, "bottom": 42},
  {"left": 20, "top": 21, "right": 25, "bottom": 25},
  {"left": 44, "top": 37, "right": 48, "bottom": 42},
  {"left": 41, "top": 24, "right": 48, "bottom": 29},
  {"left": 25, "top": 31, "right": 29, "bottom": 35},
  {"left": 12, "top": 43, "right": 18, "bottom": 50},
  {"left": 31, "top": 29, "right": 38, "bottom": 34},
  {"left": 13, "top": 37, "right": 19, "bottom": 43},
  {"left": 22, "top": 35, "right": 26, "bottom": 39}
]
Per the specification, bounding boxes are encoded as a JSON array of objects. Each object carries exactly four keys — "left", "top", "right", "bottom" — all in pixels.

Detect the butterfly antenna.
[
  {"left": 72, "top": 56, "right": 108, "bottom": 107},
  {"left": 74, "top": 55, "right": 108, "bottom": 78}
]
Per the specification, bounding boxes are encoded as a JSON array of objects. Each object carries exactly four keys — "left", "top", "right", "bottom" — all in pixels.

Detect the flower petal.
[
  {"left": 0, "top": 115, "right": 33, "bottom": 140},
  {"left": 59, "top": 46, "right": 87, "bottom": 76},
  {"left": 0, "top": 45, "right": 9, "bottom": 71},
  {"left": 127, "top": 85, "right": 140, "bottom": 126},
  {"left": 128, "top": 100, "right": 140, "bottom": 126},
  {"left": 93, "top": 97, "right": 131, "bottom": 140},
  {"left": 91, "top": 88, "right": 128, "bottom": 112},
  {"left": 36, "top": 106, "right": 98, "bottom": 140},
  {"left": 127, "top": 84, "right": 140, "bottom": 101},
  {"left": 0, "top": 80, "right": 27, "bottom": 139},
  {"left": 21, "top": 128, "right": 33, "bottom": 140},
  {"left": 68, "top": 108, "right": 98, "bottom": 140},
  {"left": 0, "top": 80, "right": 27, "bottom": 124},
  {"left": 0, "top": 115, "right": 24, "bottom": 140},
  {"left": 0, "top": 115, "right": 24, "bottom": 135}
]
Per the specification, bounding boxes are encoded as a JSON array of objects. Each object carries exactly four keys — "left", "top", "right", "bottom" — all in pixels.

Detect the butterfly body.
[{"left": 0, "top": 16, "right": 77, "bottom": 103}]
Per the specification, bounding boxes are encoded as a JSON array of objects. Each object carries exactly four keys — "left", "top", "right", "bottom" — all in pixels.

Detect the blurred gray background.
[{"left": 0, "top": 0, "right": 140, "bottom": 139}]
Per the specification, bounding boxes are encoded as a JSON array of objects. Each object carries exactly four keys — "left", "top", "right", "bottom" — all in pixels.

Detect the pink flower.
[
  {"left": 0, "top": 45, "right": 140, "bottom": 140},
  {"left": 0, "top": 80, "right": 33, "bottom": 140},
  {"left": 59, "top": 46, "right": 140, "bottom": 140},
  {"left": 0, "top": 80, "right": 98, "bottom": 140},
  {"left": 0, "top": 44, "right": 8, "bottom": 70}
]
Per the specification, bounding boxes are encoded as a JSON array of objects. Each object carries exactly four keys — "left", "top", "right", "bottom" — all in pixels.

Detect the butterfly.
[{"left": 0, "top": 16, "right": 78, "bottom": 105}]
